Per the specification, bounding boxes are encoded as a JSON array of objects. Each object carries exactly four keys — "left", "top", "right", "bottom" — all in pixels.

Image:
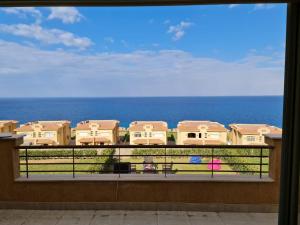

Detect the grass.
[
  {"left": 20, "top": 158, "right": 109, "bottom": 175},
  {"left": 21, "top": 156, "right": 233, "bottom": 175},
  {"left": 19, "top": 148, "right": 269, "bottom": 176},
  {"left": 121, "top": 156, "right": 233, "bottom": 175}
]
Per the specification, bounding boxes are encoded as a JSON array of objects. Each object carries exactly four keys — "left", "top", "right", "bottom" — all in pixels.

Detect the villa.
[
  {"left": 0, "top": 120, "right": 18, "bottom": 134},
  {"left": 75, "top": 120, "right": 120, "bottom": 145},
  {"left": 176, "top": 120, "right": 228, "bottom": 145},
  {"left": 14, "top": 121, "right": 71, "bottom": 145},
  {"left": 128, "top": 121, "right": 168, "bottom": 145},
  {"left": 229, "top": 123, "right": 282, "bottom": 145}
]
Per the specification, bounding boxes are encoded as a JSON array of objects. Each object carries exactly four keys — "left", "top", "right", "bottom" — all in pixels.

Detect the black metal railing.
[{"left": 16, "top": 144, "right": 274, "bottom": 179}]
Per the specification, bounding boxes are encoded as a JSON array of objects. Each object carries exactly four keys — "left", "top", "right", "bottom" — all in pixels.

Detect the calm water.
[{"left": 0, "top": 96, "right": 283, "bottom": 128}]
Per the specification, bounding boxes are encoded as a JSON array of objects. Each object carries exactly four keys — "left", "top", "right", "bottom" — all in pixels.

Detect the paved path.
[{"left": 0, "top": 210, "right": 277, "bottom": 225}]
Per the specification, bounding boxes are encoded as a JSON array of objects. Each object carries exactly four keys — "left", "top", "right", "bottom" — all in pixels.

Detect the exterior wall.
[
  {"left": 129, "top": 130, "right": 167, "bottom": 145},
  {"left": 76, "top": 129, "right": 117, "bottom": 145},
  {"left": 0, "top": 121, "right": 18, "bottom": 134},
  {"left": 229, "top": 125, "right": 281, "bottom": 145},
  {"left": 0, "top": 136, "right": 282, "bottom": 209},
  {"left": 63, "top": 125, "right": 71, "bottom": 145},
  {"left": 15, "top": 123, "right": 70, "bottom": 145},
  {"left": 230, "top": 130, "right": 266, "bottom": 145},
  {"left": 240, "top": 134, "right": 265, "bottom": 145},
  {"left": 176, "top": 131, "right": 227, "bottom": 145}
]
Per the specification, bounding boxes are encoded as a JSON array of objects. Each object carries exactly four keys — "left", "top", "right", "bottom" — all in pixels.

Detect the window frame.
[{"left": 0, "top": 1, "right": 299, "bottom": 225}]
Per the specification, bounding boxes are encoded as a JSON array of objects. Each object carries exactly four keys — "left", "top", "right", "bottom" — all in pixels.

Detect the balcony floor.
[{"left": 0, "top": 210, "right": 277, "bottom": 225}]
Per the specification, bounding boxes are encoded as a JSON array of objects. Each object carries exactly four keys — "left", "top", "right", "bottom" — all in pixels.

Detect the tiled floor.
[{"left": 0, "top": 210, "right": 277, "bottom": 225}]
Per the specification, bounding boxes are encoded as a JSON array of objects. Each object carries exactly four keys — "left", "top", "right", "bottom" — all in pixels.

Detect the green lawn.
[
  {"left": 20, "top": 148, "right": 269, "bottom": 176},
  {"left": 121, "top": 156, "right": 233, "bottom": 175},
  {"left": 20, "top": 156, "right": 233, "bottom": 175},
  {"left": 20, "top": 158, "right": 106, "bottom": 175}
]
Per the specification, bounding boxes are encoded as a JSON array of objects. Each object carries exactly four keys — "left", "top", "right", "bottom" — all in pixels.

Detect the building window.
[
  {"left": 44, "top": 132, "right": 54, "bottom": 138},
  {"left": 149, "top": 132, "right": 152, "bottom": 137},
  {"left": 145, "top": 132, "right": 148, "bottom": 137},
  {"left": 199, "top": 133, "right": 202, "bottom": 138},
  {"left": 187, "top": 133, "right": 196, "bottom": 138},
  {"left": 247, "top": 136, "right": 256, "bottom": 142},
  {"left": 38, "top": 132, "right": 41, "bottom": 137},
  {"left": 134, "top": 132, "right": 142, "bottom": 137}
]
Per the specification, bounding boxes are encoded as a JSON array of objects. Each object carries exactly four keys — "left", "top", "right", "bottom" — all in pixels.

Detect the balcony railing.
[{"left": 16, "top": 144, "right": 274, "bottom": 179}]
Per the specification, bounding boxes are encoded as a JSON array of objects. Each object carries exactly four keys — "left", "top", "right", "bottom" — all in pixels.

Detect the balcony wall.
[{"left": 0, "top": 135, "right": 282, "bottom": 211}]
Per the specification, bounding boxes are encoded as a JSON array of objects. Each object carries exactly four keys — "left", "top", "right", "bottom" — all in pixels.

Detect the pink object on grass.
[{"left": 208, "top": 159, "right": 222, "bottom": 171}]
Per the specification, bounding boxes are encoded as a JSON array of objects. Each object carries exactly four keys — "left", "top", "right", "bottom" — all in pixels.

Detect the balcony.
[
  {"left": 0, "top": 134, "right": 281, "bottom": 213},
  {"left": 17, "top": 144, "right": 274, "bottom": 181}
]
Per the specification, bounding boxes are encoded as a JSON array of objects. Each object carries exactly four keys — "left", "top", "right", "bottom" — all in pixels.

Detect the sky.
[{"left": 0, "top": 4, "right": 287, "bottom": 97}]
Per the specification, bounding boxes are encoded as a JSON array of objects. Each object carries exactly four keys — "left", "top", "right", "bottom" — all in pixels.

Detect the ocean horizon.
[{"left": 0, "top": 96, "right": 283, "bottom": 128}]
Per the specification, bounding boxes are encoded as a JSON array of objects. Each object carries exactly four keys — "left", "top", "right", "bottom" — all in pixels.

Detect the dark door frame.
[
  {"left": 0, "top": 1, "right": 299, "bottom": 225},
  {"left": 279, "top": 3, "right": 300, "bottom": 225}
]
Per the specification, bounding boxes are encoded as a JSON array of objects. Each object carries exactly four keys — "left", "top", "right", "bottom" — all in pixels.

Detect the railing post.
[
  {"left": 211, "top": 148, "right": 214, "bottom": 178},
  {"left": 25, "top": 147, "right": 29, "bottom": 178},
  {"left": 164, "top": 147, "right": 167, "bottom": 178},
  {"left": 118, "top": 147, "right": 120, "bottom": 178},
  {"left": 72, "top": 147, "right": 75, "bottom": 178},
  {"left": 259, "top": 148, "right": 263, "bottom": 179}
]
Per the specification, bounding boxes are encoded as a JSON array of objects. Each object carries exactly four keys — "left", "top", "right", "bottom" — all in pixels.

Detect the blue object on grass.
[{"left": 190, "top": 156, "right": 202, "bottom": 164}]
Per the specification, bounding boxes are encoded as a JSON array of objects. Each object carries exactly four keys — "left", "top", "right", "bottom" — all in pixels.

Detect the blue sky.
[{"left": 0, "top": 4, "right": 286, "bottom": 97}]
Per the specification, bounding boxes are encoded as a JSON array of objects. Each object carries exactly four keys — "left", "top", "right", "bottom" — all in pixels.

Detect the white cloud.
[
  {"left": 1, "top": 7, "right": 42, "bottom": 23},
  {"left": 228, "top": 4, "right": 240, "bottom": 9},
  {"left": 48, "top": 7, "right": 82, "bottom": 24},
  {"left": 0, "top": 23, "right": 92, "bottom": 49},
  {"left": 0, "top": 40, "right": 284, "bottom": 97},
  {"left": 253, "top": 4, "right": 276, "bottom": 10},
  {"left": 167, "top": 21, "right": 193, "bottom": 41}
]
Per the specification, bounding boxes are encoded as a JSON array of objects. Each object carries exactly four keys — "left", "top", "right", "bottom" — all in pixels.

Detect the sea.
[{"left": 0, "top": 96, "right": 283, "bottom": 128}]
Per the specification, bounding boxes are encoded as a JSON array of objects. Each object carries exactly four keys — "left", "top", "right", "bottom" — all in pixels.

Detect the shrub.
[
  {"left": 88, "top": 148, "right": 116, "bottom": 173},
  {"left": 213, "top": 148, "right": 269, "bottom": 174},
  {"left": 19, "top": 149, "right": 98, "bottom": 160}
]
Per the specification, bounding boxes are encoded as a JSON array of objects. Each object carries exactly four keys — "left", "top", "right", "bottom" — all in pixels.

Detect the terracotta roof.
[
  {"left": 15, "top": 121, "right": 69, "bottom": 132},
  {"left": 0, "top": 120, "right": 18, "bottom": 127},
  {"left": 129, "top": 121, "right": 168, "bottom": 132},
  {"left": 15, "top": 125, "right": 34, "bottom": 132},
  {"left": 177, "top": 121, "right": 227, "bottom": 132},
  {"left": 76, "top": 120, "right": 119, "bottom": 131},
  {"left": 40, "top": 124, "right": 61, "bottom": 131},
  {"left": 183, "top": 139, "right": 223, "bottom": 145},
  {"left": 36, "top": 139, "right": 55, "bottom": 145},
  {"left": 133, "top": 138, "right": 165, "bottom": 145},
  {"left": 229, "top": 124, "right": 282, "bottom": 135}
]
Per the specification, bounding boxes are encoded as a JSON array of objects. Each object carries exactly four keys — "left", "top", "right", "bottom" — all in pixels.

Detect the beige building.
[
  {"left": 229, "top": 124, "right": 282, "bottom": 145},
  {"left": 75, "top": 120, "right": 120, "bottom": 145},
  {"left": 15, "top": 121, "right": 71, "bottom": 145},
  {"left": 176, "top": 120, "right": 228, "bottom": 145},
  {"left": 0, "top": 120, "right": 18, "bottom": 134},
  {"left": 128, "top": 121, "right": 168, "bottom": 145}
]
